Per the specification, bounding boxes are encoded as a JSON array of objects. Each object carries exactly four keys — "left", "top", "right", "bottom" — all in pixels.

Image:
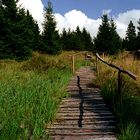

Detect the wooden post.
[
  {"left": 118, "top": 70, "right": 122, "bottom": 102},
  {"left": 85, "top": 53, "right": 87, "bottom": 60},
  {"left": 72, "top": 55, "right": 75, "bottom": 74},
  {"left": 102, "top": 52, "right": 105, "bottom": 59},
  {"left": 95, "top": 54, "right": 98, "bottom": 73}
]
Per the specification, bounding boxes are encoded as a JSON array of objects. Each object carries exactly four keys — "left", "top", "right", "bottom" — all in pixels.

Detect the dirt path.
[{"left": 47, "top": 66, "right": 117, "bottom": 140}]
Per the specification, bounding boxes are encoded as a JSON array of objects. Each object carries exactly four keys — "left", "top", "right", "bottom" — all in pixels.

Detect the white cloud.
[
  {"left": 54, "top": 10, "right": 101, "bottom": 37},
  {"left": 55, "top": 9, "right": 140, "bottom": 38},
  {"left": 17, "top": 1, "right": 140, "bottom": 38},
  {"left": 115, "top": 21, "right": 127, "bottom": 38},
  {"left": 115, "top": 9, "right": 140, "bottom": 37},
  {"left": 116, "top": 9, "right": 140, "bottom": 26},
  {"left": 18, "top": 0, "right": 44, "bottom": 30}
]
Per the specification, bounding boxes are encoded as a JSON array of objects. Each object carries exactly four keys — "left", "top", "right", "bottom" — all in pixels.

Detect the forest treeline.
[{"left": 0, "top": 0, "right": 140, "bottom": 60}]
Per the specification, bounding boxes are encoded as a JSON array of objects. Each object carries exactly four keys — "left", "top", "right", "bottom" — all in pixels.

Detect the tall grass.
[
  {"left": 94, "top": 52, "right": 140, "bottom": 140},
  {"left": 0, "top": 51, "right": 88, "bottom": 139}
]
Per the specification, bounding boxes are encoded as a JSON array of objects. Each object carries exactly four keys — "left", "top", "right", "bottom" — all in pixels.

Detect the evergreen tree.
[
  {"left": 136, "top": 19, "right": 140, "bottom": 50},
  {"left": 0, "top": 2, "right": 5, "bottom": 56},
  {"left": 108, "top": 19, "right": 122, "bottom": 54},
  {"left": 94, "top": 14, "right": 122, "bottom": 54},
  {"left": 124, "top": 20, "right": 137, "bottom": 51},
  {"left": 66, "top": 28, "right": 75, "bottom": 50},
  {"left": 94, "top": 14, "right": 111, "bottom": 53},
  {"left": 25, "top": 10, "right": 40, "bottom": 51},
  {"left": 61, "top": 28, "right": 70, "bottom": 50},
  {"left": 13, "top": 8, "right": 31, "bottom": 59},
  {"left": 74, "top": 26, "right": 85, "bottom": 50},
  {"left": 61, "top": 27, "right": 94, "bottom": 51},
  {"left": 0, "top": 0, "right": 33, "bottom": 59},
  {"left": 82, "top": 28, "right": 94, "bottom": 51},
  {"left": 42, "top": 0, "right": 61, "bottom": 54}
]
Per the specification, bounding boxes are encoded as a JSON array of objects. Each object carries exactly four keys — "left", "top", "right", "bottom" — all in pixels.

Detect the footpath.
[{"left": 47, "top": 66, "right": 117, "bottom": 140}]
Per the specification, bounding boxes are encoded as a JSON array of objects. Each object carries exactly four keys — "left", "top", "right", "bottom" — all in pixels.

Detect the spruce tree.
[
  {"left": 94, "top": 14, "right": 122, "bottom": 54},
  {"left": 136, "top": 19, "right": 140, "bottom": 50},
  {"left": 125, "top": 20, "right": 137, "bottom": 51},
  {"left": 61, "top": 27, "right": 94, "bottom": 51},
  {"left": 0, "top": 0, "right": 32, "bottom": 59},
  {"left": 94, "top": 14, "right": 111, "bottom": 53},
  {"left": 66, "top": 28, "right": 74, "bottom": 50},
  {"left": 82, "top": 28, "right": 94, "bottom": 51},
  {"left": 0, "top": 2, "right": 5, "bottom": 57},
  {"left": 42, "top": 0, "right": 61, "bottom": 54},
  {"left": 0, "top": 0, "right": 21, "bottom": 59},
  {"left": 25, "top": 10, "right": 40, "bottom": 51},
  {"left": 109, "top": 19, "right": 122, "bottom": 54},
  {"left": 74, "top": 26, "right": 84, "bottom": 50},
  {"left": 61, "top": 28, "right": 69, "bottom": 50}
]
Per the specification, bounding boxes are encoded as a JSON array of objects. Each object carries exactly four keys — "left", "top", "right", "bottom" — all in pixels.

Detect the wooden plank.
[
  {"left": 48, "top": 125, "right": 116, "bottom": 130},
  {"left": 50, "top": 136, "right": 116, "bottom": 140},
  {"left": 48, "top": 130, "right": 115, "bottom": 135},
  {"left": 47, "top": 66, "right": 116, "bottom": 140},
  {"left": 53, "top": 120, "right": 116, "bottom": 125},
  {"left": 56, "top": 116, "right": 115, "bottom": 120}
]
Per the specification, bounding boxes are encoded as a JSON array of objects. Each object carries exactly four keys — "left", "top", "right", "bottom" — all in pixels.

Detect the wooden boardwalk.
[{"left": 47, "top": 66, "right": 117, "bottom": 140}]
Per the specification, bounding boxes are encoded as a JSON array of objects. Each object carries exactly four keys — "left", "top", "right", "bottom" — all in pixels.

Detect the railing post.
[
  {"left": 85, "top": 52, "right": 87, "bottom": 60},
  {"left": 72, "top": 55, "right": 75, "bottom": 74},
  {"left": 95, "top": 54, "right": 98, "bottom": 73},
  {"left": 102, "top": 52, "right": 105, "bottom": 59},
  {"left": 117, "top": 70, "right": 122, "bottom": 102}
]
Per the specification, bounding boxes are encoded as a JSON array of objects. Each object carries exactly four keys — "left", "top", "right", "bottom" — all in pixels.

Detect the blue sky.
[
  {"left": 42, "top": 0, "right": 140, "bottom": 19},
  {"left": 19, "top": 0, "right": 140, "bottom": 38}
]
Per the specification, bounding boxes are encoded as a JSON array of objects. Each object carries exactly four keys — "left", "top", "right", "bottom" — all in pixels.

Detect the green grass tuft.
[
  {"left": 119, "top": 123, "right": 140, "bottom": 140},
  {"left": 94, "top": 52, "right": 140, "bottom": 139},
  {"left": 0, "top": 51, "right": 90, "bottom": 139}
]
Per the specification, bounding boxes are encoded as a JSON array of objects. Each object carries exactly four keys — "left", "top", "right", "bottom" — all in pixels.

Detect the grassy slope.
[
  {"left": 94, "top": 52, "right": 140, "bottom": 140},
  {"left": 0, "top": 51, "right": 89, "bottom": 140}
]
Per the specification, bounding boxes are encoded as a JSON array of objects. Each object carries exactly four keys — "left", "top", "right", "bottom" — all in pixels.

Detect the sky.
[
  {"left": 42, "top": 0, "right": 140, "bottom": 19},
  {"left": 18, "top": 0, "right": 140, "bottom": 38}
]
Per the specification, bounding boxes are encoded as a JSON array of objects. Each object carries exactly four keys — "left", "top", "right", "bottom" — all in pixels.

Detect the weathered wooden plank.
[
  {"left": 48, "top": 130, "right": 115, "bottom": 135},
  {"left": 47, "top": 66, "right": 116, "bottom": 140},
  {"left": 50, "top": 135, "right": 116, "bottom": 140},
  {"left": 53, "top": 120, "right": 116, "bottom": 127}
]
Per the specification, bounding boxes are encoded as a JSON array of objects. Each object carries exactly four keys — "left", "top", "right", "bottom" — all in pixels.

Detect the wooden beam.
[{"left": 96, "top": 53, "right": 137, "bottom": 80}]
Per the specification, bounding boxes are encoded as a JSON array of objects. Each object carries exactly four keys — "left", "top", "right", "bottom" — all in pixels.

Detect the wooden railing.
[
  {"left": 69, "top": 51, "right": 89, "bottom": 73},
  {"left": 95, "top": 53, "right": 137, "bottom": 101}
]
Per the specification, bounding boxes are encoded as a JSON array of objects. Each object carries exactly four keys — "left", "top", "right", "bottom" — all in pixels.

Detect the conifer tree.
[
  {"left": 109, "top": 19, "right": 122, "bottom": 54},
  {"left": 61, "top": 27, "right": 94, "bottom": 51},
  {"left": 94, "top": 14, "right": 122, "bottom": 54},
  {"left": 42, "top": 0, "right": 61, "bottom": 54},
  {"left": 0, "top": 0, "right": 33, "bottom": 59},
  {"left": 74, "top": 26, "right": 84, "bottom": 50},
  {"left": 0, "top": 2, "right": 5, "bottom": 57},
  {"left": 82, "top": 28, "right": 94, "bottom": 51},
  {"left": 94, "top": 14, "right": 111, "bottom": 53},
  {"left": 61, "top": 28, "right": 69, "bottom": 50},
  {"left": 125, "top": 20, "right": 137, "bottom": 51},
  {"left": 25, "top": 10, "right": 40, "bottom": 51},
  {"left": 136, "top": 19, "right": 140, "bottom": 50}
]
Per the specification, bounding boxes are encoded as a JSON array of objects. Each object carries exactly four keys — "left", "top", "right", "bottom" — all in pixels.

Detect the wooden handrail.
[
  {"left": 69, "top": 51, "right": 89, "bottom": 74},
  {"left": 96, "top": 53, "right": 137, "bottom": 80},
  {"left": 95, "top": 53, "right": 137, "bottom": 102}
]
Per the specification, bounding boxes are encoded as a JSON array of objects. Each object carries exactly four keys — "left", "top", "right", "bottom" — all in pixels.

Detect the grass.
[
  {"left": 119, "top": 123, "right": 139, "bottom": 140},
  {"left": 94, "top": 51, "right": 140, "bottom": 140},
  {"left": 0, "top": 51, "right": 90, "bottom": 140}
]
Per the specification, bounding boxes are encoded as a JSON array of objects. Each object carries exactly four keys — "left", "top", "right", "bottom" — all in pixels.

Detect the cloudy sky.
[{"left": 18, "top": 0, "right": 140, "bottom": 38}]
